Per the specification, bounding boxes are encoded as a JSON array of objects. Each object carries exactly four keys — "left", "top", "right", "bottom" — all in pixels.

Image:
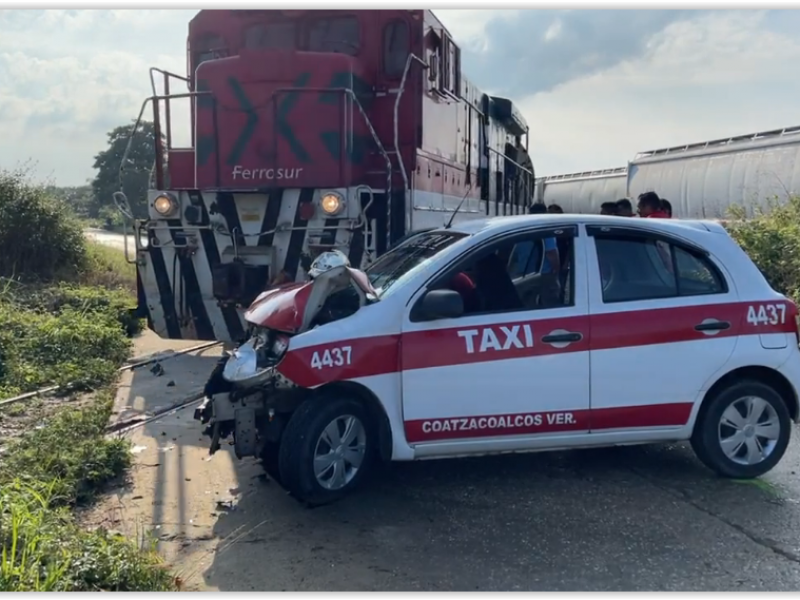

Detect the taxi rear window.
[{"left": 367, "top": 231, "right": 467, "bottom": 297}]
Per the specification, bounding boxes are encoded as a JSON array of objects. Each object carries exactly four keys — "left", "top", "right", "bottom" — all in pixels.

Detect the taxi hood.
[{"left": 243, "top": 265, "right": 377, "bottom": 334}]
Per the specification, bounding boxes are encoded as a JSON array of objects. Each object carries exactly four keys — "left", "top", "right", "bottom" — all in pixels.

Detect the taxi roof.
[{"left": 441, "top": 214, "right": 730, "bottom": 241}]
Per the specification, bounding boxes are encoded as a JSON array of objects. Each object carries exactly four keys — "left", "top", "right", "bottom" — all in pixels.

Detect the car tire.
[
  {"left": 691, "top": 379, "right": 791, "bottom": 479},
  {"left": 259, "top": 441, "right": 283, "bottom": 486},
  {"left": 278, "top": 394, "right": 376, "bottom": 506}
]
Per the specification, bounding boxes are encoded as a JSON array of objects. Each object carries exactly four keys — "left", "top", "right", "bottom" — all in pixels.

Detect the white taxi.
[{"left": 195, "top": 214, "right": 800, "bottom": 506}]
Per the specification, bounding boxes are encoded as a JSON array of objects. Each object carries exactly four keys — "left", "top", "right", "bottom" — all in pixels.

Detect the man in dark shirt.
[
  {"left": 637, "top": 192, "right": 670, "bottom": 218},
  {"left": 600, "top": 202, "right": 618, "bottom": 215},
  {"left": 616, "top": 198, "right": 634, "bottom": 217}
]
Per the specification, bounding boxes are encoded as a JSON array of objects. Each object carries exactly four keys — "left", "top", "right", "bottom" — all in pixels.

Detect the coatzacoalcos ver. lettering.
[
  {"left": 232, "top": 165, "right": 304, "bottom": 180},
  {"left": 420, "top": 411, "right": 576, "bottom": 434}
]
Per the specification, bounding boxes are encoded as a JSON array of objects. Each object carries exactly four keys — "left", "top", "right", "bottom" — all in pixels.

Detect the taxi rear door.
[
  {"left": 585, "top": 224, "right": 739, "bottom": 435},
  {"left": 399, "top": 224, "right": 593, "bottom": 458}
]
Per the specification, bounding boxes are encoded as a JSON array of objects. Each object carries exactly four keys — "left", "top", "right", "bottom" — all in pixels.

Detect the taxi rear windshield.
[{"left": 366, "top": 231, "right": 468, "bottom": 297}]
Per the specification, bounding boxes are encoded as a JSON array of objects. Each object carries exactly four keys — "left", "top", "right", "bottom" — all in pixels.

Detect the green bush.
[
  {"left": 0, "top": 292, "right": 133, "bottom": 398},
  {"left": 725, "top": 196, "right": 800, "bottom": 302},
  {"left": 0, "top": 168, "right": 88, "bottom": 283},
  {"left": 23, "top": 283, "right": 141, "bottom": 337},
  {"left": 0, "top": 393, "right": 176, "bottom": 591}
]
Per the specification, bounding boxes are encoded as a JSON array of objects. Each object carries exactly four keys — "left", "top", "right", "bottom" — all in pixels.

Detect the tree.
[
  {"left": 91, "top": 120, "right": 165, "bottom": 220},
  {"left": 45, "top": 184, "right": 94, "bottom": 218}
]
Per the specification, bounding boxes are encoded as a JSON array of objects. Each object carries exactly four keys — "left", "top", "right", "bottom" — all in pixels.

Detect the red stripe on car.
[
  {"left": 403, "top": 402, "right": 694, "bottom": 443},
  {"left": 276, "top": 300, "right": 796, "bottom": 388}
]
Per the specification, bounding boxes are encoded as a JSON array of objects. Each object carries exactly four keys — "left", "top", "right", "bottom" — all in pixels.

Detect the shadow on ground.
[
  {"left": 88, "top": 331, "right": 800, "bottom": 591},
  {"left": 91, "top": 387, "right": 800, "bottom": 592}
]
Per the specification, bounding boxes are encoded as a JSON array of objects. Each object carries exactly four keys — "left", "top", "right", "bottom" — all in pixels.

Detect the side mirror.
[{"left": 414, "top": 289, "right": 464, "bottom": 321}]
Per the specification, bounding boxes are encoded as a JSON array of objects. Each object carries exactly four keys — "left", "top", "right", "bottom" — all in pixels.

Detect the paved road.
[
  {"left": 83, "top": 228, "right": 143, "bottom": 252},
  {"left": 87, "top": 351, "right": 800, "bottom": 591}
]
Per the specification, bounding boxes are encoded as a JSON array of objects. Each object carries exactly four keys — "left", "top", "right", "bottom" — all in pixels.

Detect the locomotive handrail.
[
  {"left": 149, "top": 68, "right": 192, "bottom": 152},
  {"left": 394, "top": 53, "right": 428, "bottom": 230},
  {"left": 487, "top": 146, "right": 535, "bottom": 178},
  {"left": 119, "top": 91, "right": 214, "bottom": 192}
]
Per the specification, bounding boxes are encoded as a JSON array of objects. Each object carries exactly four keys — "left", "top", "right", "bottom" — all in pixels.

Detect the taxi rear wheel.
[
  {"left": 278, "top": 395, "right": 375, "bottom": 506},
  {"left": 691, "top": 380, "right": 791, "bottom": 479}
]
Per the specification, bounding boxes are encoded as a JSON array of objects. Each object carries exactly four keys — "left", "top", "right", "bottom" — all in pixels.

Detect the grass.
[
  {"left": 0, "top": 248, "right": 174, "bottom": 590},
  {"left": 0, "top": 240, "right": 143, "bottom": 400},
  {"left": 0, "top": 168, "right": 177, "bottom": 590},
  {"left": 81, "top": 241, "right": 137, "bottom": 295},
  {"left": 0, "top": 389, "right": 177, "bottom": 591}
]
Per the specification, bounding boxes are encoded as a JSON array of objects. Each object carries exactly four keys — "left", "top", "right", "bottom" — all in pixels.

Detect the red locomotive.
[{"left": 129, "top": 9, "right": 534, "bottom": 342}]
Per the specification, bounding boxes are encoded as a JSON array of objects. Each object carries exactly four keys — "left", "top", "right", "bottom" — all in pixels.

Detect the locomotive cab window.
[
  {"left": 194, "top": 33, "right": 227, "bottom": 65},
  {"left": 244, "top": 22, "right": 296, "bottom": 50},
  {"left": 307, "top": 15, "right": 360, "bottom": 55},
  {"left": 383, "top": 20, "right": 410, "bottom": 78}
]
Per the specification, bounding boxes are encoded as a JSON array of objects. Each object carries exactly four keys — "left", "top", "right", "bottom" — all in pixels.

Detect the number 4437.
[
  {"left": 747, "top": 303, "right": 786, "bottom": 326},
  {"left": 310, "top": 346, "right": 352, "bottom": 370}
]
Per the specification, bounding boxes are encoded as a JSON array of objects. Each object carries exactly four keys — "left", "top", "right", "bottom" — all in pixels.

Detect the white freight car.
[
  {"left": 535, "top": 125, "right": 800, "bottom": 218},
  {"left": 533, "top": 167, "right": 627, "bottom": 213}
]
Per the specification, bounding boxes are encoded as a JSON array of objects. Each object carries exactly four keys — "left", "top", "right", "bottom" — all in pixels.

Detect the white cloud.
[
  {"left": 437, "top": 9, "right": 520, "bottom": 52},
  {"left": 1, "top": 9, "right": 799, "bottom": 187},
  {"left": 520, "top": 10, "right": 800, "bottom": 176}
]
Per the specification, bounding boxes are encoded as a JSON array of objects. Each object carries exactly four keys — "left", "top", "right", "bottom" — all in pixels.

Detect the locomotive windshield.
[{"left": 241, "top": 15, "right": 360, "bottom": 55}]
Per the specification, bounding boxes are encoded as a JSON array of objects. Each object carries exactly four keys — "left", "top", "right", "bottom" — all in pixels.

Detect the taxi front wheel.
[
  {"left": 278, "top": 395, "right": 376, "bottom": 506},
  {"left": 691, "top": 380, "right": 791, "bottom": 479}
]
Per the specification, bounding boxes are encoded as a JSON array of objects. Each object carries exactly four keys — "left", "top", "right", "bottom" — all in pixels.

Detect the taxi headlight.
[
  {"left": 272, "top": 334, "right": 290, "bottom": 359},
  {"left": 153, "top": 193, "right": 178, "bottom": 217},
  {"left": 222, "top": 332, "right": 289, "bottom": 385},
  {"left": 320, "top": 192, "right": 345, "bottom": 216}
]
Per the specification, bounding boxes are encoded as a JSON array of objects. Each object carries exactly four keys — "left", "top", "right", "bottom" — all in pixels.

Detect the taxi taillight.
[
  {"left": 790, "top": 302, "right": 800, "bottom": 346},
  {"left": 795, "top": 313, "right": 800, "bottom": 346}
]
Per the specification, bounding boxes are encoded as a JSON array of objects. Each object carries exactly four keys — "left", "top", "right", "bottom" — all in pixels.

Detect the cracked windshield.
[{"left": 3, "top": 5, "right": 800, "bottom": 593}]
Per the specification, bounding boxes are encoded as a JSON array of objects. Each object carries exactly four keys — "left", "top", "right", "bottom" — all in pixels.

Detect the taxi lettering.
[{"left": 457, "top": 324, "right": 534, "bottom": 354}]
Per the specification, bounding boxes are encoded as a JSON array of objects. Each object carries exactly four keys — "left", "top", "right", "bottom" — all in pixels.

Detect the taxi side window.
[
  {"left": 594, "top": 234, "right": 726, "bottom": 303},
  {"left": 425, "top": 230, "right": 574, "bottom": 318}
]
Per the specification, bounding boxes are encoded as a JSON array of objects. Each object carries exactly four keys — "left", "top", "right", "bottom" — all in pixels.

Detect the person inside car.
[
  {"left": 518, "top": 203, "right": 561, "bottom": 307},
  {"left": 616, "top": 198, "right": 635, "bottom": 217},
  {"left": 447, "top": 271, "right": 481, "bottom": 313},
  {"left": 637, "top": 192, "right": 670, "bottom": 218}
]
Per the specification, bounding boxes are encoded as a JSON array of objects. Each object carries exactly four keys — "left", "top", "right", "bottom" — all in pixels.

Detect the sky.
[{"left": 1, "top": 8, "right": 800, "bottom": 186}]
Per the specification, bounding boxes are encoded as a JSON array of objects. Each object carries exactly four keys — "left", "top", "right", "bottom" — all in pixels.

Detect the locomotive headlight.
[
  {"left": 320, "top": 192, "right": 345, "bottom": 216},
  {"left": 153, "top": 193, "right": 178, "bottom": 217}
]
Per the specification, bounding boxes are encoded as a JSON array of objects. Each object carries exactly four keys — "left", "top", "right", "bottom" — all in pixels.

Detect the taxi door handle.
[
  {"left": 541, "top": 332, "right": 583, "bottom": 343},
  {"left": 694, "top": 320, "right": 731, "bottom": 332}
]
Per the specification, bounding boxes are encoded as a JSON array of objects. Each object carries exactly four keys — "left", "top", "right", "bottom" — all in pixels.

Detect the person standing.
[
  {"left": 600, "top": 202, "right": 618, "bottom": 215},
  {"left": 637, "top": 192, "right": 670, "bottom": 218},
  {"left": 616, "top": 198, "right": 635, "bottom": 217}
]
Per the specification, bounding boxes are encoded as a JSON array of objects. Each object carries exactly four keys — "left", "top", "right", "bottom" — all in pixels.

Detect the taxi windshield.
[{"left": 366, "top": 231, "right": 468, "bottom": 298}]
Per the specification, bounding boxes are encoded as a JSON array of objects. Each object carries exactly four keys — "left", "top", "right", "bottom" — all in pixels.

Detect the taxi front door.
[{"left": 399, "top": 225, "right": 592, "bottom": 457}]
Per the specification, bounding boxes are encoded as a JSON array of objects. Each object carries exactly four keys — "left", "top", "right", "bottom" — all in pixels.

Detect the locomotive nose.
[{"left": 194, "top": 49, "right": 371, "bottom": 192}]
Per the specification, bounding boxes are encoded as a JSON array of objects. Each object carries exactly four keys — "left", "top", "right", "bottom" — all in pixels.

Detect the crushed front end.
[{"left": 193, "top": 254, "right": 377, "bottom": 460}]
